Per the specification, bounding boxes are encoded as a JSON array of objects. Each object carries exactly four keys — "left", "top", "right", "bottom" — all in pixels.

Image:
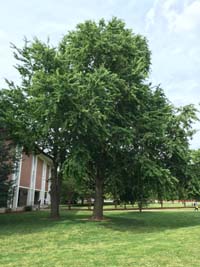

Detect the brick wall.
[{"left": 19, "top": 154, "right": 32, "bottom": 188}]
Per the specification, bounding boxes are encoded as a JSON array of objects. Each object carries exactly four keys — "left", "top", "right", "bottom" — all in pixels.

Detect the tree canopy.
[{"left": 0, "top": 18, "right": 198, "bottom": 219}]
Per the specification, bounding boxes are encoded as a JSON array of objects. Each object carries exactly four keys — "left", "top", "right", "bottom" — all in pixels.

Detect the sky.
[{"left": 0, "top": 0, "right": 199, "bottom": 148}]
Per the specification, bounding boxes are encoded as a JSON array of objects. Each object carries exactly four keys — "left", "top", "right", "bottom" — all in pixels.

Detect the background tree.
[
  {"left": 60, "top": 176, "right": 78, "bottom": 209},
  {"left": 108, "top": 88, "right": 197, "bottom": 211},
  {"left": 0, "top": 130, "right": 16, "bottom": 208},
  {"left": 186, "top": 149, "right": 200, "bottom": 201},
  {"left": 163, "top": 105, "right": 198, "bottom": 205}
]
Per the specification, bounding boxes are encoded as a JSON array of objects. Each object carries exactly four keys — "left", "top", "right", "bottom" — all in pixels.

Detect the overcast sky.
[{"left": 0, "top": 0, "right": 199, "bottom": 148}]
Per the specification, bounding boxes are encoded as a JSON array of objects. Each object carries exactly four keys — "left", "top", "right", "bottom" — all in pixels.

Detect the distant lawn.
[
  {"left": 64, "top": 201, "right": 194, "bottom": 210},
  {"left": 0, "top": 209, "right": 200, "bottom": 267}
]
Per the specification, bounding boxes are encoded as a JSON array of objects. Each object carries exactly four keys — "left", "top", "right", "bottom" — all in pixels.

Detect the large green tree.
[
  {"left": 0, "top": 18, "right": 198, "bottom": 220},
  {"left": 60, "top": 18, "right": 152, "bottom": 220}
]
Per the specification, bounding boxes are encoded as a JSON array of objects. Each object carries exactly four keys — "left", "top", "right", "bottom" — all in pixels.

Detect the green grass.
[
  {"left": 63, "top": 201, "right": 194, "bottom": 210},
  {"left": 0, "top": 209, "right": 200, "bottom": 267}
]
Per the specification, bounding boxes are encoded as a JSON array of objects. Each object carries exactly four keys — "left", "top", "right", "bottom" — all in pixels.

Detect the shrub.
[
  {"left": 5, "top": 208, "right": 12, "bottom": 213},
  {"left": 24, "top": 205, "right": 32, "bottom": 212}
]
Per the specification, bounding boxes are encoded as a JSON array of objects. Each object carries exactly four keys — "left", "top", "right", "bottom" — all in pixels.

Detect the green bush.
[
  {"left": 5, "top": 208, "right": 12, "bottom": 213},
  {"left": 24, "top": 206, "right": 32, "bottom": 212}
]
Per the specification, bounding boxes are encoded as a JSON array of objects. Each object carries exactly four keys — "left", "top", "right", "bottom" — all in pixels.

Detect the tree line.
[{"left": 0, "top": 18, "right": 199, "bottom": 219}]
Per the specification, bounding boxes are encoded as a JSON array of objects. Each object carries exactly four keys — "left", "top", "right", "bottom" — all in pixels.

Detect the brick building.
[{"left": 11, "top": 149, "right": 52, "bottom": 209}]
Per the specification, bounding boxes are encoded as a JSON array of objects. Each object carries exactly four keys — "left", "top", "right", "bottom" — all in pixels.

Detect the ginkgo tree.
[{"left": 0, "top": 18, "right": 198, "bottom": 220}]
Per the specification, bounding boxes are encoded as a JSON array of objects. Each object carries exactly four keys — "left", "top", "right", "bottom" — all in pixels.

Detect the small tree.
[
  {"left": 0, "top": 131, "right": 16, "bottom": 208},
  {"left": 187, "top": 149, "right": 200, "bottom": 201}
]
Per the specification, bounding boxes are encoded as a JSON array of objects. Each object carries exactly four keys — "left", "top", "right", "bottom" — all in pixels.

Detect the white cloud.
[
  {"left": 144, "top": 0, "right": 200, "bottom": 149},
  {"left": 146, "top": 0, "right": 200, "bottom": 33},
  {"left": 0, "top": 29, "right": 7, "bottom": 40},
  {"left": 170, "top": 1, "right": 200, "bottom": 32}
]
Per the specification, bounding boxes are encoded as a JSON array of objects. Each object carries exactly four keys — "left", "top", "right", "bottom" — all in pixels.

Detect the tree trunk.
[
  {"left": 87, "top": 197, "right": 92, "bottom": 210},
  {"left": 68, "top": 201, "right": 71, "bottom": 210},
  {"left": 138, "top": 201, "right": 142, "bottom": 212},
  {"left": 67, "top": 192, "right": 73, "bottom": 210},
  {"left": 92, "top": 171, "right": 104, "bottom": 220},
  {"left": 160, "top": 199, "right": 163, "bottom": 208},
  {"left": 50, "top": 163, "right": 60, "bottom": 219}
]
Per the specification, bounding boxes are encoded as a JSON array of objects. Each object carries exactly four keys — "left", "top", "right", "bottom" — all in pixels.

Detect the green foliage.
[
  {"left": 0, "top": 131, "right": 16, "bottom": 208},
  {"left": 59, "top": 18, "right": 153, "bottom": 218},
  {"left": 60, "top": 18, "right": 151, "bottom": 82},
  {"left": 186, "top": 149, "right": 200, "bottom": 200},
  {"left": 0, "top": 37, "right": 78, "bottom": 217},
  {"left": 0, "top": 18, "right": 198, "bottom": 217}
]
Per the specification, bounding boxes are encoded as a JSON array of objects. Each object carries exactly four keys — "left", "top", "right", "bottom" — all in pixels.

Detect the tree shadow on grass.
[
  {"left": 0, "top": 210, "right": 91, "bottom": 236},
  {"left": 100, "top": 211, "right": 200, "bottom": 233},
  {"left": 1, "top": 210, "right": 200, "bottom": 236}
]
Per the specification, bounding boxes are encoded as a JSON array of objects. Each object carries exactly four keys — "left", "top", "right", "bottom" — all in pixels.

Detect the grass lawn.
[
  {"left": 65, "top": 201, "right": 194, "bottom": 210},
  {"left": 0, "top": 209, "right": 200, "bottom": 267}
]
